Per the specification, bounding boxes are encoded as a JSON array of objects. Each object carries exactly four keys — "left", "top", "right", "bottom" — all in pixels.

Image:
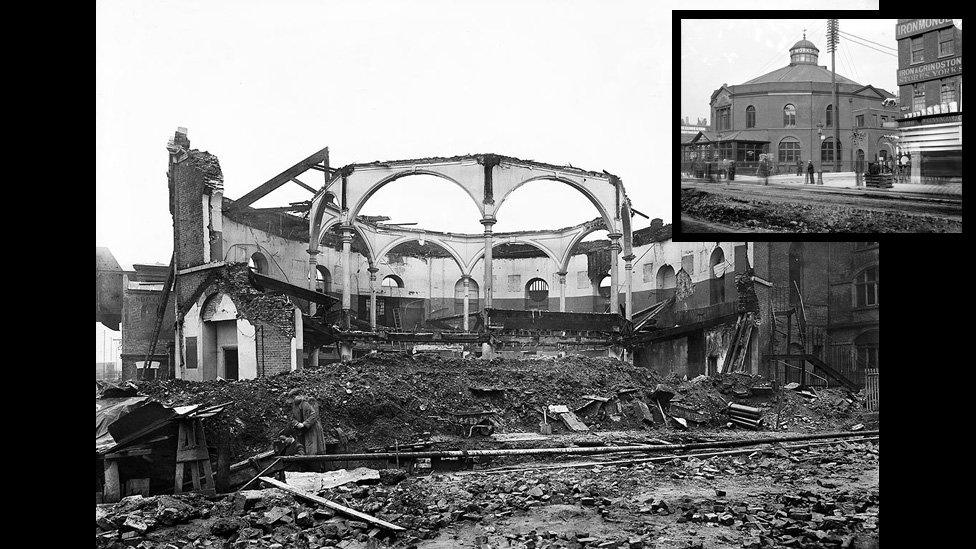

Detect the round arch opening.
[
  {"left": 493, "top": 178, "right": 607, "bottom": 233},
  {"left": 357, "top": 174, "right": 484, "bottom": 233}
]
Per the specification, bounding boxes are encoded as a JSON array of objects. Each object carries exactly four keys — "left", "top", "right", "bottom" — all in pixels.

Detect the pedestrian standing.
[
  {"left": 728, "top": 160, "right": 736, "bottom": 182},
  {"left": 796, "top": 158, "right": 802, "bottom": 176},
  {"left": 806, "top": 160, "right": 814, "bottom": 185}
]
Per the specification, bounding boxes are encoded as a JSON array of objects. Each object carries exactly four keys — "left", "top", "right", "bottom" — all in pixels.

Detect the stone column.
[
  {"left": 482, "top": 217, "right": 495, "bottom": 308},
  {"left": 609, "top": 234, "right": 622, "bottom": 315},
  {"left": 462, "top": 276, "right": 471, "bottom": 332},
  {"left": 368, "top": 266, "right": 379, "bottom": 331},
  {"left": 623, "top": 253, "right": 635, "bottom": 320},
  {"left": 340, "top": 226, "right": 353, "bottom": 329},
  {"left": 556, "top": 271, "right": 567, "bottom": 312},
  {"left": 307, "top": 248, "right": 320, "bottom": 368}
]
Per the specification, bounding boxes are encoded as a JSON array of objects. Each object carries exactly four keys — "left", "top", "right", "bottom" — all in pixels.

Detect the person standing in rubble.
[{"left": 285, "top": 389, "right": 326, "bottom": 456}]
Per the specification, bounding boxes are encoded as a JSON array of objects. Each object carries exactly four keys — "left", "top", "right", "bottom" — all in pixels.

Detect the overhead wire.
[{"left": 838, "top": 30, "right": 897, "bottom": 52}]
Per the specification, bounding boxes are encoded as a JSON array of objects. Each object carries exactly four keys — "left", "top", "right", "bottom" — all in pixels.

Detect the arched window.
[
  {"left": 248, "top": 252, "right": 269, "bottom": 274},
  {"left": 656, "top": 265, "right": 676, "bottom": 291},
  {"left": 453, "top": 278, "right": 480, "bottom": 314},
  {"left": 825, "top": 104, "right": 833, "bottom": 127},
  {"left": 854, "top": 329, "right": 879, "bottom": 371},
  {"left": 788, "top": 243, "right": 803, "bottom": 305},
  {"left": 821, "top": 139, "right": 840, "bottom": 163},
  {"left": 381, "top": 275, "right": 404, "bottom": 289},
  {"left": 315, "top": 266, "right": 331, "bottom": 293},
  {"left": 783, "top": 104, "right": 796, "bottom": 127},
  {"left": 598, "top": 275, "right": 612, "bottom": 299},
  {"left": 745, "top": 105, "right": 756, "bottom": 128},
  {"left": 709, "top": 247, "right": 726, "bottom": 305},
  {"left": 778, "top": 137, "right": 801, "bottom": 163},
  {"left": 525, "top": 278, "right": 549, "bottom": 310},
  {"left": 854, "top": 266, "right": 878, "bottom": 307}
]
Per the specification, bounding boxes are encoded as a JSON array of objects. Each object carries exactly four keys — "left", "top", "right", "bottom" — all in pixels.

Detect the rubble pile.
[
  {"left": 137, "top": 356, "right": 871, "bottom": 462},
  {"left": 96, "top": 440, "right": 878, "bottom": 548}
]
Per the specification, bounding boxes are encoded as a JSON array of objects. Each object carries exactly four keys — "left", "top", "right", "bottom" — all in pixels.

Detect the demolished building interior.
[{"left": 94, "top": 128, "right": 879, "bottom": 548}]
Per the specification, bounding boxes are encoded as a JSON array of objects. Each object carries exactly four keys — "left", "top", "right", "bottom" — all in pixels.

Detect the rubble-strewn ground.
[
  {"left": 96, "top": 438, "right": 879, "bottom": 548},
  {"left": 681, "top": 186, "right": 962, "bottom": 233},
  {"left": 102, "top": 356, "right": 878, "bottom": 548}
]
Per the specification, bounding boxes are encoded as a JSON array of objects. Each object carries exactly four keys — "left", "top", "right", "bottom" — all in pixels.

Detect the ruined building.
[{"left": 121, "top": 128, "right": 877, "bottom": 389}]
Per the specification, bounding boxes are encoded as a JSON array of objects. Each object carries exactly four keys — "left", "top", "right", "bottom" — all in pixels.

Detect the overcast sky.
[
  {"left": 95, "top": 1, "right": 879, "bottom": 357},
  {"left": 681, "top": 18, "right": 899, "bottom": 123}
]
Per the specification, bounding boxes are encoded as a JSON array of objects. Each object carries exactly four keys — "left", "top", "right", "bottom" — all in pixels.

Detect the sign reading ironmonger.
[
  {"left": 897, "top": 56, "right": 962, "bottom": 85},
  {"left": 896, "top": 19, "right": 954, "bottom": 40}
]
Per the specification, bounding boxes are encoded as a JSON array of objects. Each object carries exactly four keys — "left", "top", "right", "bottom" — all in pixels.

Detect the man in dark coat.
[
  {"left": 806, "top": 160, "right": 815, "bottom": 185},
  {"left": 286, "top": 389, "right": 327, "bottom": 456}
]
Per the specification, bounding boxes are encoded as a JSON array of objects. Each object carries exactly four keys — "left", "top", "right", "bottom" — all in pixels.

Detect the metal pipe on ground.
[
  {"left": 727, "top": 403, "right": 763, "bottom": 417},
  {"left": 462, "top": 436, "right": 880, "bottom": 475},
  {"left": 278, "top": 430, "right": 879, "bottom": 463},
  {"left": 728, "top": 413, "right": 764, "bottom": 425}
]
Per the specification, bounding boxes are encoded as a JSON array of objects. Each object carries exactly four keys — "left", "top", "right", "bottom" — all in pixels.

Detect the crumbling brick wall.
[
  {"left": 169, "top": 132, "right": 223, "bottom": 271},
  {"left": 252, "top": 320, "right": 295, "bottom": 377},
  {"left": 121, "top": 287, "right": 176, "bottom": 380}
]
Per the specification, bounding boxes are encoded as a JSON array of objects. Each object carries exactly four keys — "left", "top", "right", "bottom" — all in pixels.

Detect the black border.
[{"left": 672, "top": 11, "right": 967, "bottom": 241}]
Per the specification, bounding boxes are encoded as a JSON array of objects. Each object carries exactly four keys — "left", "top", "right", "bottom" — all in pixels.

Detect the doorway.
[{"left": 223, "top": 348, "right": 239, "bottom": 380}]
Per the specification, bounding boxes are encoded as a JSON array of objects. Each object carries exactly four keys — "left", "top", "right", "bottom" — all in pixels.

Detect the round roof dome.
[{"left": 790, "top": 38, "right": 819, "bottom": 51}]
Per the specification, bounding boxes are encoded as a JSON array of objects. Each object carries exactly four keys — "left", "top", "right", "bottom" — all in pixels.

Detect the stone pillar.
[
  {"left": 340, "top": 226, "right": 353, "bottom": 329},
  {"left": 623, "top": 253, "right": 635, "bottom": 320},
  {"left": 368, "top": 266, "right": 379, "bottom": 331},
  {"left": 556, "top": 271, "right": 567, "bottom": 312},
  {"left": 482, "top": 217, "right": 495, "bottom": 308},
  {"left": 609, "top": 234, "right": 621, "bottom": 315},
  {"left": 462, "top": 276, "right": 471, "bottom": 332},
  {"left": 307, "top": 248, "right": 320, "bottom": 368}
]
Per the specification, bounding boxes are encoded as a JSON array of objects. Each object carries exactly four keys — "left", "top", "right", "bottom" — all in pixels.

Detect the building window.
[
  {"left": 184, "top": 337, "right": 198, "bottom": 369},
  {"left": 855, "top": 115, "right": 864, "bottom": 127},
  {"left": 778, "top": 138, "right": 801, "bottom": 163},
  {"left": 941, "top": 80, "right": 957, "bottom": 104},
  {"left": 525, "top": 278, "right": 549, "bottom": 310},
  {"left": 642, "top": 263, "right": 654, "bottom": 283},
  {"left": 718, "top": 142, "right": 733, "bottom": 161},
  {"left": 745, "top": 106, "right": 756, "bottom": 128},
  {"left": 315, "top": 266, "right": 331, "bottom": 293},
  {"left": 783, "top": 104, "right": 796, "bottom": 127},
  {"left": 248, "top": 252, "right": 269, "bottom": 274},
  {"left": 717, "top": 107, "right": 731, "bottom": 131},
  {"left": 453, "top": 278, "right": 480, "bottom": 314},
  {"left": 939, "top": 28, "right": 954, "bottom": 57},
  {"left": 854, "top": 266, "right": 878, "bottom": 307},
  {"left": 507, "top": 274, "right": 521, "bottom": 293},
  {"left": 911, "top": 36, "right": 924, "bottom": 63},
  {"left": 821, "top": 139, "right": 840, "bottom": 163},
  {"left": 381, "top": 274, "right": 404, "bottom": 289},
  {"left": 825, "top": 104, "right": 833, "bottom": 127},
  {"left": 913, "top": 85, "right": 926, "bottom": 111},
  {"left": 656, "top": 265, "right": 676, "bottom": 291},
  {"left": 577, "top": 271, "right": 589, "bottom": 289},
  {"left": 854, "top": 330, "right": 879, "bottom": 371}
]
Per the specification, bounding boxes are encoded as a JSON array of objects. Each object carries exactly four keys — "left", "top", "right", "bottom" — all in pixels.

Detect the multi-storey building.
[
  {"left": 895, "top": 19, "right": 962, "bottom": 184},
  {"left": 682, "top": 34, "right": 898, "bottom": 173}
]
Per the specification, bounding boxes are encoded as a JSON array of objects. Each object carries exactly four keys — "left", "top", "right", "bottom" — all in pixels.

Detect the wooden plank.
[
  {"left": 558, "top": 411, "right": 589, "bottom": 432},
  {"left": 259, "top": 476, "right": 405, "bottom": 531},
  {"left": 104, "top": 460, "right": 121, "bottom": 503},
  {"left": 231, "top": 147, "right": 329, "bottom": 209}
]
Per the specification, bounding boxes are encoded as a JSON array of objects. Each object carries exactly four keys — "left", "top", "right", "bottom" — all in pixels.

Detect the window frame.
[
  {"left": 938, "top": 28, "right": 954, "bottom": 58},
  {"left": 910, "top": 36, "right": 925, "bottom": 64},
  {"left": 783, "top": 104, "right": 797, "bottom": 127},
  {"left": 778, "top": 138, "right": 801, "bottom": 163},
  {"left": 825, "top": 104, "right": 833, "bottom": 127},
  {"left": 853, "top": 265, "right": 879, "bottom": 309},
  {"left": 745, "top": 105, "right": 756, "bottom": 128},
  {"left": 912, "top": 84, "right": 926, "bottom": 111}
]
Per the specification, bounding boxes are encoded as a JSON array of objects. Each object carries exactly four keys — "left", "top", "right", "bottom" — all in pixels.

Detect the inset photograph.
[{"left": 677, "top": 17, "right": 962, "bottom": 234}]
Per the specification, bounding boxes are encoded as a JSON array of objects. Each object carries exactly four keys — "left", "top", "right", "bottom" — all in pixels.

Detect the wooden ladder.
[
  {"left": 174, "top": 417, "right": 215, "bottom": 496},
  {"left": 392, "top": 307, "right": 402, "bottom": 331}
]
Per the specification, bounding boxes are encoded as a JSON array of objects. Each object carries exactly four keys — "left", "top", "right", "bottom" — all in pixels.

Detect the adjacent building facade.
[
  {"left": 895, "top": 19, "right": 962, "bottom": 184},
  {"left": 682, "top": 35, "right": 898, "bottom": 174}
]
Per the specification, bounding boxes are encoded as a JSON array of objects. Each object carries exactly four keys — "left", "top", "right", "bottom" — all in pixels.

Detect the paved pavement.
[
  {"left": 693, "top": 172, "right": 962, "bottom": 197},
  {"left": 681, "top": 179, "right": 962, "bottom": 221}
]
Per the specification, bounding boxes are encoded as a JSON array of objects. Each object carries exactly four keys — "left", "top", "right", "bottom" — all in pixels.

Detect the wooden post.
[{"left": 104, "top": 459, "right": 121, "bottom": 503}]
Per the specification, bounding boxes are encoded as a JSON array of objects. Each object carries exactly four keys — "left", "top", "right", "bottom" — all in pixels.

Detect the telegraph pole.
[{"left": 827, "top": 19, "right": 840, "bottom": 178}]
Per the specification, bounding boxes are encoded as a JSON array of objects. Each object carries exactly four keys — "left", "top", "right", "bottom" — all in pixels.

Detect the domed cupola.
[{"left": 789, "top": 31, "right": 819, "bottom": 65}]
